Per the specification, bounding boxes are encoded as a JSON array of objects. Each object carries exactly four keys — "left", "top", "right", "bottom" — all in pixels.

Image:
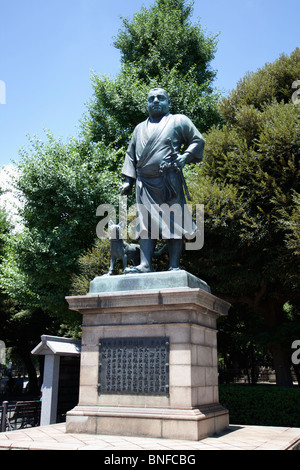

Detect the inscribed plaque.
[{"left": 98, "top": 337, "right": 169, "bottom": 395}]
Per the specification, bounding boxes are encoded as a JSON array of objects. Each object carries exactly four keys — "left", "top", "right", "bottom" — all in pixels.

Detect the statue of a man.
[{"left": 121, "top": 88, "right": 205, "bottom": 273}]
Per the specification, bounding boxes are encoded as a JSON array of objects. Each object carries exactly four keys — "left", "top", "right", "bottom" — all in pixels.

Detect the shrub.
[{"left": 219, "top": 384, "right": 300, "bottom": 427}]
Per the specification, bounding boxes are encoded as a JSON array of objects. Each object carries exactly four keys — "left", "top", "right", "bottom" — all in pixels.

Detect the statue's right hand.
[{"left": 121, "top": 182, "right": 132, "bottom": 195}]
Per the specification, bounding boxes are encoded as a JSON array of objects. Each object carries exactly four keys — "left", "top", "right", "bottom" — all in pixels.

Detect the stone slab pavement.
[{"left": 0, "top": 423, "right": 299, "bottom": 450}]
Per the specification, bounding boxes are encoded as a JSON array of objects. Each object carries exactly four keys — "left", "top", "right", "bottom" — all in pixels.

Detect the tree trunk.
[
  {"left": 258, "top": 296, "right": 293, "bottom": 387},
  {"left": 268, "top": 342, "right": 293, "bottom": 387},
  {"left": 16, "top": 342, "right": 39, "bottom": 395},
  {"left": 220, "top": 289, "right": 294, "bottom": 386}
]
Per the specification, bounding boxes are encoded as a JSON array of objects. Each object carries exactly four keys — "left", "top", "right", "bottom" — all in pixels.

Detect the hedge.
[{"left": 219, "top": 384, "right": 300, "bottom": 427}]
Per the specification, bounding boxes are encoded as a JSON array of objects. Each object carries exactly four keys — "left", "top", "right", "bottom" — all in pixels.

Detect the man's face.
[{"left": 147, "top": 89, "right": 170, "bottom": 119}]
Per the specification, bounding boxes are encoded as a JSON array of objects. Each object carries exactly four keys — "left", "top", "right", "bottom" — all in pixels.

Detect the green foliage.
[
  {"left": 185, "top": 48, "right": 300, "bottom": 386},
  {"left": 0, "top": 205, "right": 54, "bottom": 390},
  {"left": 0, "top": 207, "right": 11, "bottom": 258},
  {"left": 219, "top": 48, "right": 300, "bottom": 124},
  {"left": 85, "top": 66, "right": 149, "bottom": 145},
  {"left": 0, "top": 178, "right": 12, "bottom": 255},
  {"left": 279, "top": 191, "right": 300, "bottom": 256},
  {"left": 217, "top": 304, "right": 272, "bottom": 378},
  {"left": 71, "top": 238, "right": 111, "bottom": 295},
  {"left": 0, "top": 233, "right": 33, "bottom": 307},
  {"left": 1, "top": 134, "right": 124, "bottom": 318},
  {"left": 219, "top": 384, "right": 300, "bottom": 427},
  {"left": 1, "top": 0, "right": 222, "bottom": 334},
  {"left": 82, "top": 0, "right": 221, "bottom": 146},
  {"left": 71, "top": 238, "right": 170, "bottom": 295},
  {"left": 114, "top": 0, "right": 217, "bottom": 86},
  {"left": 18, "top": 134, "right": 123, "bottom": 232},
  {"left": 186, "top": 49, "right": 300, "bottom": 300},
  {"left": 4, "top": 0, "right": 298, "bottom": 390}
]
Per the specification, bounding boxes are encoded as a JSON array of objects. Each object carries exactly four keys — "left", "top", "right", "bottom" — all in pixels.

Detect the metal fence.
[
  {"left": 1, "top": 402, "right": 14, "bottom": 432},
  {"left": 1, "top": 400, "right": 41, "bottom": 432}
]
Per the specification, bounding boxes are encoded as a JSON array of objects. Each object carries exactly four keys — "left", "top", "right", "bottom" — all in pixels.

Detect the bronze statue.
[{"left": 121, "top": 88, "right": 205, "bottom": 273}]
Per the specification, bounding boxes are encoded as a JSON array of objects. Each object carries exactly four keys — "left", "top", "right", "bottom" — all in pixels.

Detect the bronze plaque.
[{"left": 98, "top": 337, "right": 169, "bottom": 395}]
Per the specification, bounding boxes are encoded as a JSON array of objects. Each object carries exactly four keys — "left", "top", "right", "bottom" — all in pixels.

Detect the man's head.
[{"left": 147, "top": 88, "right": 170, "bottom": 120}]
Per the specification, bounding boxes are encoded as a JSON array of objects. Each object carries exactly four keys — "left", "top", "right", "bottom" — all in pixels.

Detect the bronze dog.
[{"left": 106, "top": 224, "right": 140, "bottom": 275}]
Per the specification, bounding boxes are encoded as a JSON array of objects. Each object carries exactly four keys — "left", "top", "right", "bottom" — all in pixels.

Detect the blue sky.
[{"left": 0, "top": 0, "right": 299, "bottom": 168}]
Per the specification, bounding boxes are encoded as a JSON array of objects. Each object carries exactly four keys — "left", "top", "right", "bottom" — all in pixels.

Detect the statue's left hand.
[{"left": 175, "top": 154, "right": 188, "bottom": 169}]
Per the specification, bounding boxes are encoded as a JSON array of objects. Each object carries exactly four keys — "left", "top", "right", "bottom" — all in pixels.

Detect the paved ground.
[{"left": 0, "top": 423, "right": 299, "bottom": 450}]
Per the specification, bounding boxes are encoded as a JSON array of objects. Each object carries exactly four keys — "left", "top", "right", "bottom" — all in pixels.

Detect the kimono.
[{"left": 122, "top": 113, "right": 205, "bottom": 240}]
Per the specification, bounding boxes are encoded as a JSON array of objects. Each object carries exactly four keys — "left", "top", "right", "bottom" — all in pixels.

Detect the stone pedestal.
[{"left": 65, "top": 270, "right": 230, "bottom": 441}]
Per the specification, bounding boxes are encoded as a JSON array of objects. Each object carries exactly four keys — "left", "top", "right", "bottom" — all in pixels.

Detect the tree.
[
  {"left": 0, "top": 135, "right": 124, "bottom": 326},
  {"left": 185, "top": 49, "right": 300, "bottom": 386},
  {"left": 82, "top": 0, "right": 221, "bottom": 146},
  {"left": 0, "top": 0, "right": 222, "bottom": 386},
  {"left": 217, "top": 304, "right": 273, "bottom": 385},
  {"left": 71, "top": 238, "right": 111, "bottom": 296},
  {"left": 0, "top": 135, "right": 125, "bottom": 389},
  {"left": 115, "top": 0, "right": 216, "bottom": 84},
  {"left": 4, "top": 0, "right": 221, "bottom": 324},
  {"left": 70, "top": 0, "right": 222, "bottom": 298},
  {"left": 0, "top": 188, "right": 53, "bottom": 392},
  {"left": 0, "top": 188, "right": 13, "bottom": 305}
]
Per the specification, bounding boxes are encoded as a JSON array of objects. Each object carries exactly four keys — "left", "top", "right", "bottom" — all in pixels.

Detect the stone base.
[
  {"left": 89, "top": 270, "right": 211, "bottom": 294},
  {"left": 66, "top": 404, "right": 229, "bottom": 441},
  {"left": 65, "top": 270, "right": 230, "bottom": 441}
]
